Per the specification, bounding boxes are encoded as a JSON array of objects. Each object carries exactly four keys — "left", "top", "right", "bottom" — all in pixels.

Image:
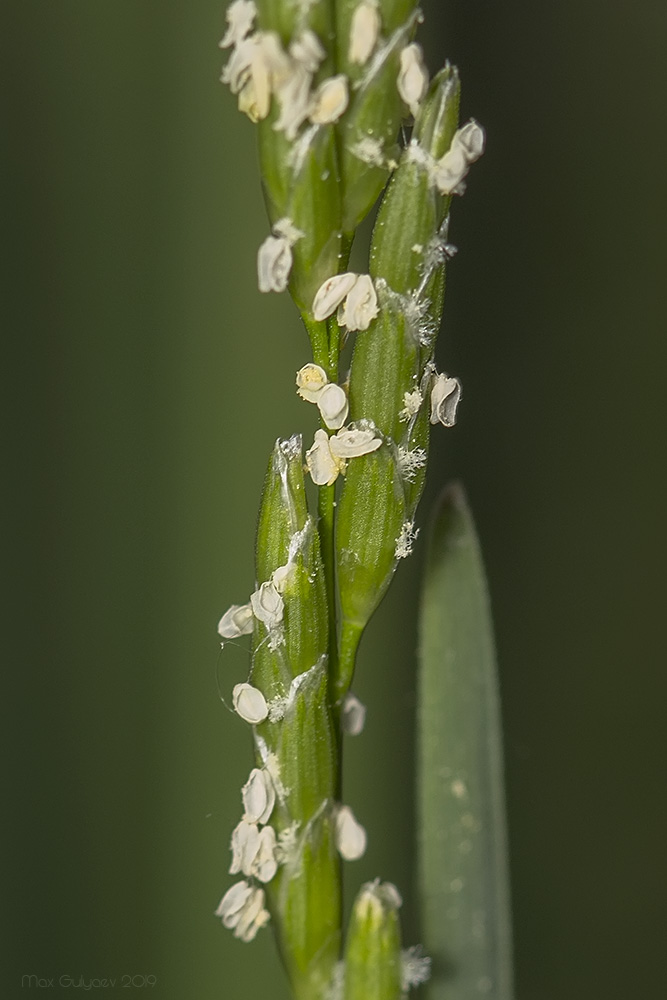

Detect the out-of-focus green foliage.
[{"left": 418, "top": 485, "right": 512, "bottom": 999}]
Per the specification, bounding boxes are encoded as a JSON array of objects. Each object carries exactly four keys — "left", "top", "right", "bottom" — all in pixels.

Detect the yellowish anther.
[
  {"left": 397, "top": 43, "right": 429, "bottom": 117},
  {"left": 334, "top": 804, "right": 367, "bottom": 861},
  {"left": 296, "top": 362, "right": 329, "bottom": 402},
  {"left": 349, "top": 1, "right": 381, "bottom": 66},
  {"left": 310, "top": 75, "right": 350, "bottom": 125}
]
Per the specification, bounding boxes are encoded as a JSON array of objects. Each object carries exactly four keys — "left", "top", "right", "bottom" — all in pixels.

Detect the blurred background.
[{"left": 3, "top": 1, "right": 666, "bottom": 997}]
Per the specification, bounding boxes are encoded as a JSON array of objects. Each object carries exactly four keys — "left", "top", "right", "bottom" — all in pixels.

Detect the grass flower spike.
[{"left": 215, "top": 3, "right": 503, "bottom": 998}]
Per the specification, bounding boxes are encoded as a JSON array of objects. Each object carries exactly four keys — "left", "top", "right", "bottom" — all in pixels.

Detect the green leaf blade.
[{"left": 418, "top": 484, "right": 513, "bottom": 1000}]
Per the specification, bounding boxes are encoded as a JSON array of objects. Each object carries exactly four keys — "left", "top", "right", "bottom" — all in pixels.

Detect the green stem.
[
  {"left": 302, "top": 315, "right": 341, "bottom": 693},
  {"left": 321, "top": 315, "right": 341, "bottom": 687},
  {"left": 318, "top": 481, "right": 338, "bottom": 686}
]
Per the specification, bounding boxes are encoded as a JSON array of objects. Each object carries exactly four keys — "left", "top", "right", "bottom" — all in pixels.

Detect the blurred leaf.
[{"left": 417, "top": 484, "right": 513, "bottom": 1000}]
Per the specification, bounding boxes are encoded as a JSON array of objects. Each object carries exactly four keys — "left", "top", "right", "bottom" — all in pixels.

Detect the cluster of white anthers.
[
  {"left": 215, "top": 687, "right": 368, "bottom": 941},
  {"left": 215, "top": 879, "right": 270, "bottom": 943},
  {"left": 295, "top": 362, "right": 460, "bottom": 488},
  {"left": 220, "top": 0, "right": 429, "bottom": 128},
  {"left": 307, "top": 425, "right": 382, "bottom": 486},
  {"left": 218, "top": 569, "right": 286, "bottom": 648},
  {"left": 407, "top": 118, "right": 486, "bottom": 197},
  {"left": 216, "top": 765, "right": 282, "bottom": 940},
  {"left": 220, "top": 1, "right": 349, "bottom": 134},
  {"left": 297, "top": 362, "right": 349, "bottom": 430},
  {"left": 312, "top": 272, "right": 380, "bottom": 331}
]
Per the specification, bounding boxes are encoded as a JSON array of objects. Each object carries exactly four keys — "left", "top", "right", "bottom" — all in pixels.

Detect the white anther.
[
  {"left": 252, "top": 825, "right": 278, "bottom": 883},
  {"left": 222, "top": 35, "right": 272, "bottom": 121},
  {"left": 229, "top": 818, "right": 260, "bottom": 875},
  {"left": 215, "top": 880, "right": 252, "bottom": 926},
  {"left": 218, "top": 603, "right": 254, "bottom": 639},
  {"left": 310, "top": 75, "right": 349, "bottom": 125},
  {"left": 242, "top": 767, "right": 276, "bottom": 825},
  {"left": 216, "top": 881, "right": 270, "bottom": 942},
  {"left": 273, "top": 63, "right": 314, "bottom": 140},
  {"left": 219, "top": 0, "right": 257, "bottom": 49},
  {"left": 296, "top": 362, "right": 329, "bottom": 402},
  {"left": 397, "top": 43, "right": 428, "bottom": 117},
  {"left": 221, "top": 31, "right": 293, "bottom": 122},
  {"left": 433, "top": 145, "right": 469, "bottom": 196},
  {"left": 305, "top": 429, "right": 343, "bottom": 486},
  {"left": 312, "top": 273, "right": 358, "bottom": 321},
  {"left": 258, "top": 31, "right": 293, "bottom": 86},
  {"left": 395, "top": 520, "right": 419, "bottom": 559},
  {"left": 250, "top": 580, "right": 284, "bottom": 629},
  {"left": 349, "top": 1, "right": 381, "bottom": 66},
  {"left": 257, "top": 218, "right": 304, "bottom": 293},
  {"left": 329, "top": 426, "right": 382, "bottom": 459},
  {"left": 454, "top": 119, "right": 486, "bottom": 162},
  {"left": 317, "top": 383, "right": 349, "bottom": 430},
  {"left": 429, "top": 372, "right": 462, "bottom": 426},
  {"left": 399, "top": 388, "right": 423, "bottom": 421},
  {"left": 337, "top": 274, "right": 379, "bottom": 332},
  {"left": 220, "top": 35, "right": 256, "bottom": 91},
  {"left": 257, "top": 235, "right": 293, "bottom": 292},
  {"left": 235, "top": 886, "right": 271, "bottom": 942},
  {"left": 334, "top": 804, "right": 367, "bottom": 861},
  {"left": 289, "top": 29, "right": 325, "bottom": 73},
  {"left": 271, "top": 562, "right": 295, "bottom": 594},
  {"left": 232, "top": 683, "right": 269, "bottom": 725},
  {"left": 341, "top": 692, "right": 366, "bottom": 735}
]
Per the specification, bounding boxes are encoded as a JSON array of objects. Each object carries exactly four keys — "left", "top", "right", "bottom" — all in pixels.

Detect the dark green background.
[{"left": 4, "top": 1, "right": 666, "bottom": 997}]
